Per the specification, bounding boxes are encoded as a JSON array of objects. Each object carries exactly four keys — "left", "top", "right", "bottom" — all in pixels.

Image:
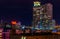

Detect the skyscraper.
[
  {"left": 33, "top": 1, "right": 41, "bottom": 27},
  {"left": 46, "top": 3, "right": 53, "bottom": 19},
  {"left": 40, "top": 3, "right": 53, "bottom": 30},
  {"left": 33, "top": 1, "right": 55, "bottom": 30}
]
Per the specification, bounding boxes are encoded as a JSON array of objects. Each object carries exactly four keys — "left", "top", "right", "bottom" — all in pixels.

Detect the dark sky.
[{"left": 0, "top": 0, "right": 60, "bottom": 25}]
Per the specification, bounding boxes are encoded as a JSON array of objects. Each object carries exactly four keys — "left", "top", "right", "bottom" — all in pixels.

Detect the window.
[
  {"left": 21, "top": 36, "right": 26, "bottom": 39},
  {"left": 34, "top": 1, "right": 41, "bottom": 6}
]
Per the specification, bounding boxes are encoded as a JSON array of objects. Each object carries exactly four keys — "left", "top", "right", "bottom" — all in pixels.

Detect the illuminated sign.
[{"left": 34, "top": 1, "right": 41, "bottom": 6}]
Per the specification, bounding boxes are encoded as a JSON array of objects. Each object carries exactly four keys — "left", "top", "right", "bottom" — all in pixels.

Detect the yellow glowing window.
[{"left": 34, "top": 1, "right": 41, "bottom": 6}]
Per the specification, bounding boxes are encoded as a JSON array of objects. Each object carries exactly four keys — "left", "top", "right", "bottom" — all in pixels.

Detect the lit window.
[
  {"left": 25, "top": 29, "right": 30, "bottom": 33},
  {"left": 36, "top": 10, "right": 40, "bottom": 13},
  {"left": 50, "top": 22, "right": 52, "bottom": 24},
  {"left": 33, "top": 8, "right": 37, "bottom": 11},
  {"left": 40, "top": 12, "right": 43, "bottom": 14},
  {"left": 46, "top": 20, "right": 48, "bottom": 23},
  {"left": 33, "top": 14, "right": 36, "bottom": 16},
  {"left": 52, "top": 30, "right": 57, "bottom": 33},
  {"left": 44, "top": 15, "right": 47, "bottom": 18},
  {"left": 21, "top": 36, "right": 26, "bottom": 39},
  {"left": 34, "top": 1, "right": 41, "bottom": 6},
  {"left": 6, "top": 24, "right": 11, "bottom": 28},
  {"left": 36, "top": 13, "right": 39, "bottom": 15},
  {"left": 40, "top": 17, "right": 42, "bottom": 19},
  {"left": 40, "top": 27, "right": 42, "bottom": 30},
  {"left": 50, "top": 27, "right": 53, "bottom": 30},
  {"left": 16, "top": 29, "right": 20, "bottom": 34}
]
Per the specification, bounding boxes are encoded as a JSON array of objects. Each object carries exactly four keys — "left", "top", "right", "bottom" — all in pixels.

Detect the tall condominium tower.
[
  {"left": 46, "top": 3, "right": 53, "bottom": 19},
  {"left": 33, "top": 1, "right": 54, "bottom": 30},
  {"left": 33, "top": 1, "right": 41, "bottom": 27},
  {"left": 40, "top": 3, "right": 53, "bottom": 30}
]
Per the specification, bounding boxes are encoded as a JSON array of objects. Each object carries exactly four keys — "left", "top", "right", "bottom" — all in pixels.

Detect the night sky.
[{"left": 0, "top": 0, "right": 60, "bottom": 25}]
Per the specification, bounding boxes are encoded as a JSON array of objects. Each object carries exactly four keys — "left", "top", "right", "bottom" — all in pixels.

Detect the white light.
[
  {"left": 24, "top": 37, "right": 26, "bottom": 39},
  {"left": 21, "top": 36, "right": 24, "bottom": 39},
  {"left": 21, "top": 36, "right": 26, "bottom": 39},
  {"left": 22, "top": 26, "right": 25, "bottom": 29}
]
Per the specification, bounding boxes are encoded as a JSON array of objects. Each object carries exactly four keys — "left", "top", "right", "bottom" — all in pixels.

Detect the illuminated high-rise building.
[
  {"left": 40, "top": 3, "right": 53, "bottom": 30},
  {"left": 33, "top": 1, "right": 41, "bottom": 27},
  {"left": 46, "top": 3, "right": 53, "bottom": 19},
  {"left": 33, "top": 1, "right": 55, "bottom": 30}
]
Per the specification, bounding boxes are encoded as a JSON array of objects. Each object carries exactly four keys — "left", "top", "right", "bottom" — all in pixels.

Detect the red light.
[{"left": 11, "top": 21, "right": 17, "bottom": 25}]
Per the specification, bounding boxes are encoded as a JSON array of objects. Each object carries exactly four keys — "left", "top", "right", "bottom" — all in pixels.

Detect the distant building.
[
  {"left": 15, "top": 22, "right": 21, "bottom": 29},
  {"left": 32, "top": 1, "right": 55, "bottom": 30},
  {"left": 32, "top": 1, "right": 41, "bottom": 27}
]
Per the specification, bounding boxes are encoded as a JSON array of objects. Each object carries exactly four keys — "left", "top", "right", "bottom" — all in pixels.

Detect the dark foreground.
[{"left": 10, "top": 33, "right": 60, "bottom": 39}]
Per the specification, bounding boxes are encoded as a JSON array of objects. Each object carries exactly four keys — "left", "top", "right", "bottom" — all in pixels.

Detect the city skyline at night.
[
  {"left": 0, "top": 0, "right": 60, "bottom": 39},
  {"left": 0, "top": 0, "right": 60, "bottom": 25}
]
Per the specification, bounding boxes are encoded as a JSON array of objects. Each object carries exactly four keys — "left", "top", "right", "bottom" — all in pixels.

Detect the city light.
[
  {"left": 21, "top": 36, "right": 26, "bottom": 39},
  {"left": 34, "top": 1, "right": 41, "bottom": 6},
  {"left": 16, "top": 29, "right": 20, "bottom": 34},
  {"left": 22, "top": 26, "right": 25, "bottom": 29},
  {"left": 11, "top": 21, "right": 17, "bottom": 25},
  {"left": 0, "top": 1, "right": 59, "bottom": 39}
]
